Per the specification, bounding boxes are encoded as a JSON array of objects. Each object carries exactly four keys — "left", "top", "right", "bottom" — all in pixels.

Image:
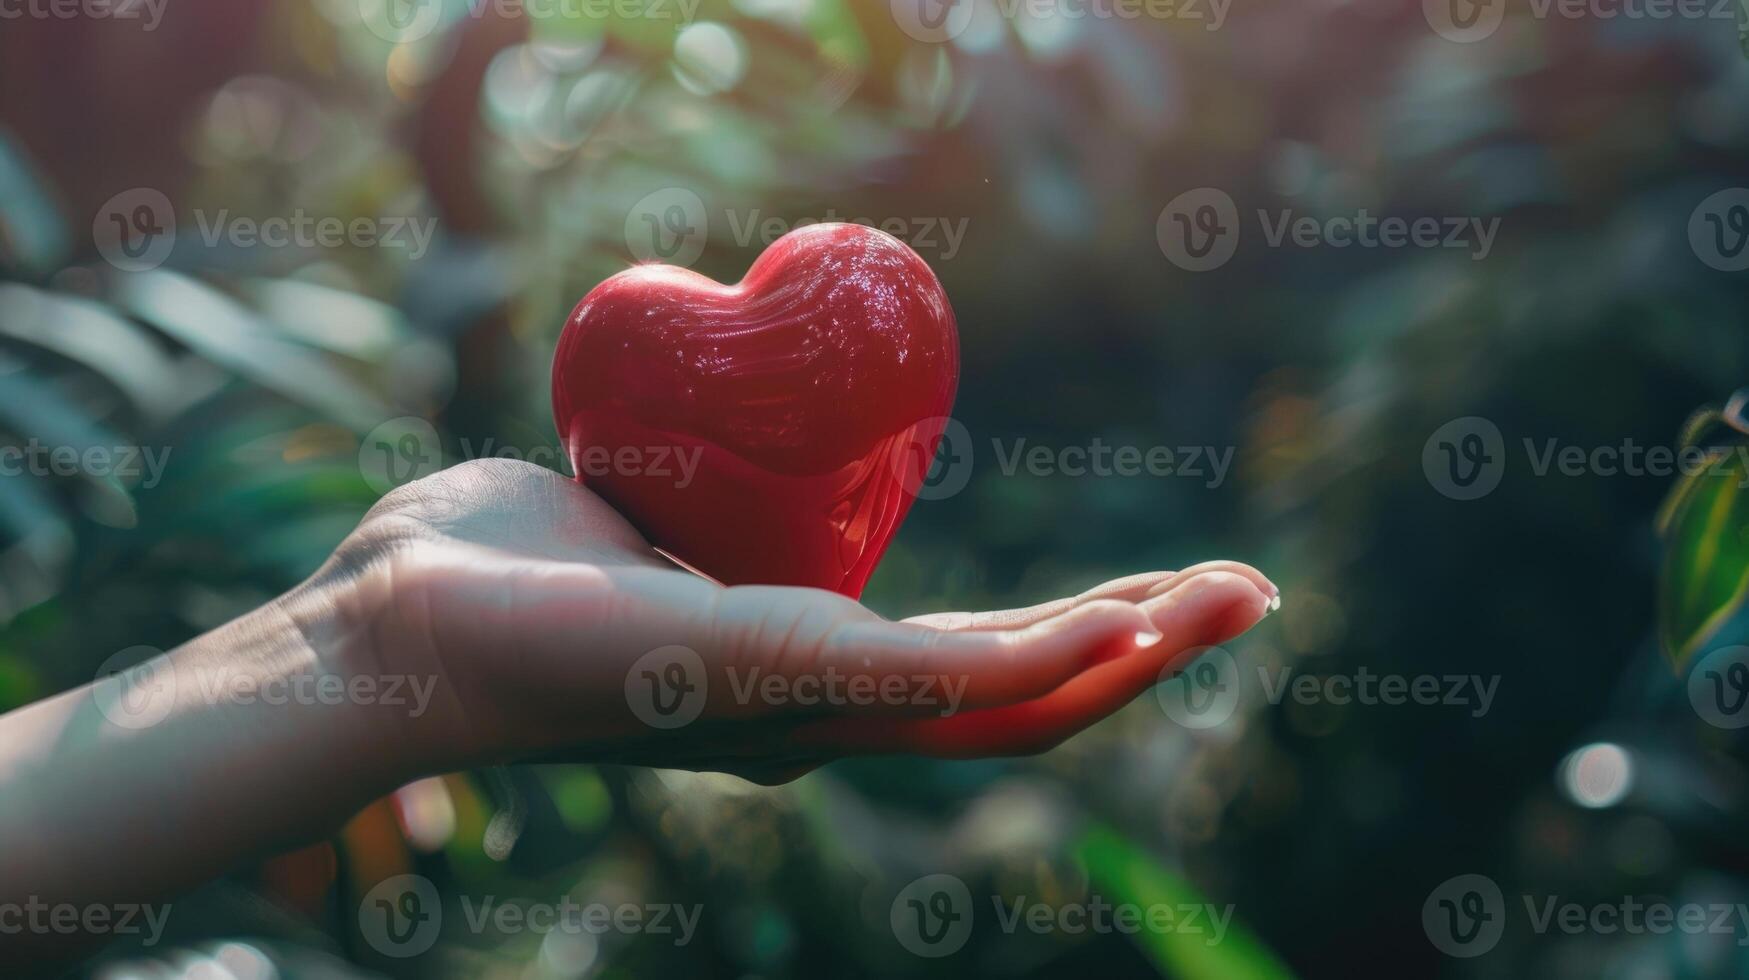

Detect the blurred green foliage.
[{"left": 2, "top": 0, "right": 1749, "bottom": 978}]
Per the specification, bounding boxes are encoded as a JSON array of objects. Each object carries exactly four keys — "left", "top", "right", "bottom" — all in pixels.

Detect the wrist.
[
  {"left": 0, "top": 585, "right": 424, "bottom": 923},
  {"left": 264, "top": 569, "right": 459, "bottom": 788},
  {"left": 162, "top": 585, "right": 420, "bottom": 840}
]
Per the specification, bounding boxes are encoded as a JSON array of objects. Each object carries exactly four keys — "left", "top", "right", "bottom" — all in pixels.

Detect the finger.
[
  {"left": 579, "top": 575, "right": 1169, "bottom": 724},
  {"left": 758, "top": 597, "right": 1171, "bottom": 718},
  {"left": 901, "top": 571, "right": 1178, "bottom": 632},
  {"left": 902, "top": 562, "right": 1277, "bottom": 632},
  {"left": 1143, "top": 561, "right": 1277, "bottom": 601},
  {"left": 792, "top": 571, "right": 1270, "bottom": 756}
]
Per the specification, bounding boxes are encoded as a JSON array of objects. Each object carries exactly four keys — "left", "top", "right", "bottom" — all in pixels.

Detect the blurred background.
[{"left": 4, "top": 0, "right": 1749, "bottom": 976}]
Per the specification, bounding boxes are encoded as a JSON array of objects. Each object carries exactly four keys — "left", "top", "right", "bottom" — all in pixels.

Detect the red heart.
[{"left": 552, "top": 223, "right": 959, "bottom": 597}]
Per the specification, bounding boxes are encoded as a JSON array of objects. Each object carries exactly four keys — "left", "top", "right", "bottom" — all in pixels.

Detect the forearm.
[{"left": 0, "top": 583, "right": 414, "bottom": 966}]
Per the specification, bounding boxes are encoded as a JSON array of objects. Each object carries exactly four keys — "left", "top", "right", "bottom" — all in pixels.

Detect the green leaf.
[
  {"left": 111, "top": 271, "right": 393, "bottom": 433},
  {"left": 0, "top": 285, "right": 190, "bottom": 421},
  {"left": 1657, "top": 447, "right": 1749, "bottom": 670},
  {"left": 0, "top": 132, "right": 71, "bottom": 276},
  {"left": 1073, "top": 823, "right": 1295, "bottom": 980},
  {"left": 0, "top": 355, "right": 140, "bottom": 527}
]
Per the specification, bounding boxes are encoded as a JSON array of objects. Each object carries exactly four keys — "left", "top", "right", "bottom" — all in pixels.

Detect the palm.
[{"left": 343, "top": 459, "right": 1274, "bottom": 783}]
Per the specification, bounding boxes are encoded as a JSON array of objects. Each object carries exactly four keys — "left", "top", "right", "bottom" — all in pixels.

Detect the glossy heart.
[{"left": 552, "top": 223, "right": 959, "bottom": 597}]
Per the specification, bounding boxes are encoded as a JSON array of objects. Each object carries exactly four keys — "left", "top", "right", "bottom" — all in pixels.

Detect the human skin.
[{"left": 0, "top": 459, "right": 1275, "bottom": 969}]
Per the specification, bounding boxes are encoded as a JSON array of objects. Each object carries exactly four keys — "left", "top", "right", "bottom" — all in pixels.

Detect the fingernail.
[
  {"left": 1262, "top": 593, "right": 1282, "bottom": 616},
  {"left": 1136, "top": 630, "right": 1164, "bottom": 647}
]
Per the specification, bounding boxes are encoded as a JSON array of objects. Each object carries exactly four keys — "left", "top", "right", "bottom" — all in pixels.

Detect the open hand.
[{"left": 328, "top": 459, "right": 1278, "bottom": 783}]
